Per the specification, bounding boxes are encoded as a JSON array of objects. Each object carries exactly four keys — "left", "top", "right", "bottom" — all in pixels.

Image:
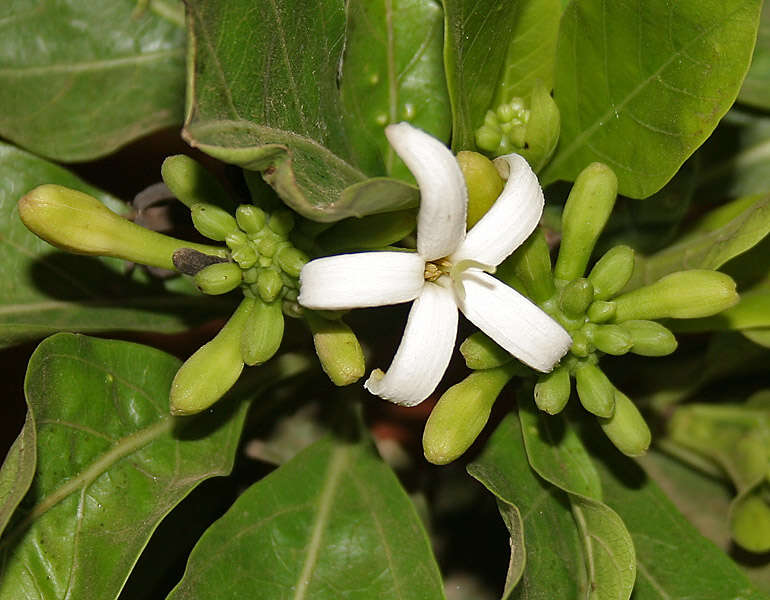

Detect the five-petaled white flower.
[{"left": 299, "top": 122, "right": 571, "bottom": 406}]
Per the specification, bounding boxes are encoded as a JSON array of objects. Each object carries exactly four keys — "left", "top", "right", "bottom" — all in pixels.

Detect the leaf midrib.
[{"left": 0, "top": 49, "right": 184, "bottom": 78}]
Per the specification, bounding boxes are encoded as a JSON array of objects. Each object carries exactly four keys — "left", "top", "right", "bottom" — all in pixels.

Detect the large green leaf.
[
  {"left": 167, "top": 433, "right": 445, "bottom": 599},
  {"left": 0, "top": 142, "right": 232, "bottom": 348},
  {"left": 0, "top": 0, "right": 185, "bottom": 162},
  {"left": 518, "top": 397, "right": 636, "bottom": 600},
  {"left": 340, "top": 0, "right": 450, "bottom": 181},
  {"left": 442, "top": 0, "right": 562, "bottom": 150},
  {"left": 183, "top": 0, "right": 418, "bottom": 222},
  {"left": 0, "top": 412, "right": 35, "bottom": 538},
  {"left": 0, "top": 334, "right": 305, "bottom": 600},
  {"left": 468, "top": 415, "right": 586, "bottom": 600},
  {"left": 740, "top": 1, "right": 770, "bottom": 108},
  {"left": 542, "top": 0, "right": 762, "bottom": 198}
]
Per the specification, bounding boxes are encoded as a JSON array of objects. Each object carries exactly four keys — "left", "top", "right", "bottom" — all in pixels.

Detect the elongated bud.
[
  {"left": 555, "top": 163, "right": 618, "bottom": 282},
  {"left": 613, "top": 270, "right": 738, "bottom": 321},
  {"left": 235, "top": 205, "right": 266, "bottom": 233},
  {"left": 534, "top": 365, "right": 571, "bottom": 414},
  {"left": 18, "top": 184, "right": 225, "bottom": 271},
  {"left": 169, "top": 298, "right": 253, "bottom": 415},
  {"left": 518, "top": 81, "right": 561, "bottom": 173},
  {"left": 257, "top": 268, "right": 284, "bottom": 303},
  {"left": 588, "top": 245, "right": 635, "bottom": 300},
  {"left": 621, "top": 320, "right": 678, "bottom": 356},
  {"left": 587, "top": 300, "right": 616, "bottom": 323},
  {"left": 587, "top": 323, "right": 632, "bottom": 356},
  {"left": 559, "top": 278, "right": 594, "bottom": 317},
  {"left": 161, "top": 155, "right": 230, "bottom": 209},
  {"left": 275, "top": 246, "right": 308, "bottom": 278},
  {"left": 598, "top": 389, "right": 651, "bottom": 456},
  {"left": 498, "top": 228, "right": 555, "bottom": 303},
  {"left": 191, "top": 203, "right": 239, "bottom": 241},
  {"left": 304, "top": 311, "right": 365, "bottom": 386},
  {"left": 459, "top": 332, "right": 513, "bottom": 370},
  {"left": 574, "top": 362, "right": 615, "bottom": 418},
  {"left": 457, "top": 151, "right": 505, "bottom": 228},
  {"left": 241, "top": 298, "right": 284, "bottom": 366},
  {"left": 194, "top": 262, "right": 243, "bottom": 295},
  {"left": 423, "top": 365, "right": 516, "bottom": 465},
  {"left": 318, "top": 210, "right": 417, "bottom": 253}
]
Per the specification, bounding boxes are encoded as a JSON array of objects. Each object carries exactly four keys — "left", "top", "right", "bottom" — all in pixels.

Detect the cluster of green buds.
[
  {"left": 475, "top": 97, "right": 530, "bottom": 156},
  {"left": 422, "top": 155, "right": 739, "bottom": 464},
  {"left": 18, "top": 155, "right": 365, "bottom": 416}
]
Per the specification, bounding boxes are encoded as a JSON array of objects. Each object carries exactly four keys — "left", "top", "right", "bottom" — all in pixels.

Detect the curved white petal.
[
  {"left": 456, "top": 271, "right": 571, "bottom": 372},
  {"left": 298, "top": 251, "right": 425, "bottom": 310},
  {"left": 364, "top": 282, "right": 458, "bottom": 406},
  {"left": 451, "top": 153, "right": 544, "bottom": 267},
  {"left": 386, "top": 122, "right": 467, "bottom": 261}
]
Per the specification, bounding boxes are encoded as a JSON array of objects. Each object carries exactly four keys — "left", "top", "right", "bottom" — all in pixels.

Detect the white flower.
[{"left": 299, "top": 122, "right": 571, "bottom": 406}]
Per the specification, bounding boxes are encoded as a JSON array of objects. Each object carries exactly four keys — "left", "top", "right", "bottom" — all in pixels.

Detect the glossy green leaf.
[
  {"left": 183, "top": 0, "right": 418, "bottom": 222},
  {"left": 740, "top": 1, "right": 770, "bottom": 108},
  {"left": 0, "top": 0, "right": 185, "bottom": 162},
  {"left": 542, "top": 0, "right": 762, "bottom": 198},
  {"left": 0, "top": 412, "right": 35, "bottom": 538},
  {"left": 340, "top": 0, "right": 450, "bottom": 180},
  {"left": 0, "top": 142, "right": 231, "bottom": 349},
  {"left": 0, "top": 334, "right": 305, "bottom": 600},
  {"left": 518, "top": 397, "right": 636, "bottom": 600},
  {"left": 468, "top": 415, "right": 586, "bottom": 600},
  {"left": 626, "top": 193, "right": 770, "bottom": 290},
  {"left": 442, "top": 0, "right": 562, "bottom": 151},
  {"left": 167, "top": 434, "right": 445, "bottom": 600}
]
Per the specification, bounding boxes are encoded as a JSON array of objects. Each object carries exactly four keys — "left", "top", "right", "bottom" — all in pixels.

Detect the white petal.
[
  {"left": 456, "top": 271, "right": 571, "bottom": 372},
  {"left": 298, "top": 252, "right": 425, "bottom": 310},
  {"left": 364, "top": 282, "right": 458, "bottom": 406},
  {"left": 386, "top": 122, "right": 467, "bottom": 261},
  {"left": 451, "top": 153, "right": 544, "bottom": 267}
]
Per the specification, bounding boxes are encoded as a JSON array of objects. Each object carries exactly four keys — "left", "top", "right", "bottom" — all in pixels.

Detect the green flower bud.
[
  {"left": 456, "top": 151, "right": 505, "bottom": 228},
  {"left": 534, "top": 365, "right": 571, "bottom": 415},
  {"left": 598, "top": 389, "right": 651, "bottom": 457},
  {"left": 18, "top": 184, "right": 225, "bottom": 271},
  {"left": 587, "top": 323, "right": 632, "bottom": 356},
  {"left": 255, "top": 229, "right": 283, "bottom": 257},
  {"left": 555, "top": 163, "right": 618, "bottom": 282},
  {"left": 559, "top": 278, "right": 594, "bottom": 317},
  {"left": 160, "top": 155, "right": 231, "bottom": 209},
  {"left": 621, "top": 320, "right": 678, "bottom": 356},
  {"left": 731, "top": 494, "right": 770, "bottom": 554},
  {"left": 225, "top": 230, "right": 248, "bottom": 250},
  {"left": 318, "top": 210, "right": 417, "bottom": 253},
  {"left": 169, "top": 297, "right": 253, "bottom": 415},
  {"left": 257, "top": 268, "right": 284, "bottom": 303},
  {"left": 235, "top": 205, "right": 266, "bottom": 233},
  {"left": 304, "top": 311, "right": 365, "bottom": 386},
  {"left": 498, "top": 228, "right": 555, "bottom": 303},
  {"left": 275, "top": 246, "right": 308, "bottom": 278},
  {"left": 570, "top": 329, "right": 592, "bottom": 357},
  {"left": 613, "top": 270, "right": 739, "bottom": 321},
  {"left": 268, "top": 210, "right": 295, "bottom": 237},
  {"left": 231, "top": 244, "right": 258, "bottom": 269},
  {"left": 574, "top": 362, "right": 615, "bottom": 418},
  {"left": 459, "top": 331, "right": 513, "bottom": 370},
  {"left": 241, "top": 298, "right": 284, "bottom": 366},
  {"left": 191, "top": 203, "right": 239, "bottom": 241},
  {"left": 588, "top": 245, "right": 635, "bottom": 300},
  {"left": 194, "top": 262, "right": 242, "bottom": 295},
  {"left": 587, "top": 300, "right": 616, "bottom": 323},
  {"left": 475, "top": 120, "right": 503, "bottom": 154},
  {"left": 423, "top": 365, "right": 516, "bottom": 465}
]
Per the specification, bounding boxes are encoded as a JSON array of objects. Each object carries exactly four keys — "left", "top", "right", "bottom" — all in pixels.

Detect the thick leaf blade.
[
  {"left": 167, "top": 434, "right": 445, "bottom": 600},
  {"left": 469, "top": 414, "right": 586, "bottom": 600},
  {"left": 0, "top": 0, "right": 185, "bottom": 162},
  {"left": 0, "top": 334, "right": 300, "bottom": 600},
  {"left": 740, "top": 1, "right": 770, "bottom": 108},
  {"left": 184, "top": 0, "right": 417, "bottom": 222},
  {"left": 543, "top": 0, "right": 762, "bottom": 198},
  {"left": 0, "top": 142, "right": 230, "bottom": 348}
]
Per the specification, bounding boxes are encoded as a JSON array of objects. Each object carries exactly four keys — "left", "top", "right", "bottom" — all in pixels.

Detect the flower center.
[{"left": 424, "top": 258, "right": 453, "bottom": 282}]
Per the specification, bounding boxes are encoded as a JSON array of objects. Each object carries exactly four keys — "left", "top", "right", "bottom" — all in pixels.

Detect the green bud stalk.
[
  {"left": 621, "top": 320, "right": 678, "bottom": 356},
  {"left": 588, "top": 245, "right": 635, "bottom": 300},
  {"left": 304, "top": 311, "right": 365, "bottom": 386},
  {"left": 19, "top": 184, "right": 226, "bottom": 271},
  {"left": 555, "top": 163, "right": 618, "bottom": 282},
  {"left": 161, "top": 155, "right": 231, "bottom": 209},
  {"left": 194, "top": 262, "right": 243, "bottom": 295},
  {"left": 534, "top": 365, "right": 571, "bottom": 414},
  {"left": 456, "top": 151, "right": 504, "bottom": 228},
  {"left": 612, "top": 270, "right": 739, "bottom": 321},
  {"left": 191, "top": 203, "right": 239, "bottom": 241},
  {"left": 459, "top": 332, "right": 513, "bottom": 370},
  {"left": 423, "top": 365, "right": 516, "bottom": 465},
  {"left": 499, "top": 228, "right": 555, "bottom": 303},
  {"left": 598, "top": 389, "right": 651, "bottom": 457},
  {"left": 169, "top": 298, "right": 253, "bottom": 415},
  {"left": 574, "top": 362, "right": 615, "bottom": 418},
  {"left": 241, "top": 298, "right": 284, "bottom": 366}
]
